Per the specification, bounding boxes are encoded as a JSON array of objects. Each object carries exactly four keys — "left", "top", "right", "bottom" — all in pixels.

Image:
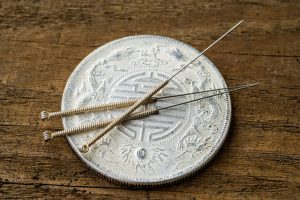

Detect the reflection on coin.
[{"left": 62, "top": 35, "right": 231, "bottom": 186}]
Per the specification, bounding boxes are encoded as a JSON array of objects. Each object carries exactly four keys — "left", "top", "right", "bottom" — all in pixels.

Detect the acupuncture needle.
[
  {"left": 74, "top": 83, "right": 258, "bottom": 152},
  {"left": 80, "top": 20, "right": 244, "bottom": 153},
  {"left": 43, "top": 83, "right": 252, "bottom": 141},
  {"left": 41, "top": 82, "right": 250, "bottom": 120}
]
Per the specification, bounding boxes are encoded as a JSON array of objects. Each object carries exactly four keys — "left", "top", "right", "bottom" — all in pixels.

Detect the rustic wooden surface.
[{"left": 0, "top": 0, "right": 299, "bottom": 199}]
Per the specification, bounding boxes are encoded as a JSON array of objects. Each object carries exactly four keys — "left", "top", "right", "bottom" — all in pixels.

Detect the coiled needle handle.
[
  {"left": 40, "top": 98, "right": 153, "bottom": 120},
  {"left": 43, "top": 83, "right": 251, "bottom": 141},
  {"left": 43, "top": 109, "right": 159, "bottom": 141}
]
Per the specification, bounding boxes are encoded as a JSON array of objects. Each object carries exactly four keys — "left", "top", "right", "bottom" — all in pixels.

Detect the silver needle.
[{"left": 158, "top": 83, "right": 259, "bottom": 111}]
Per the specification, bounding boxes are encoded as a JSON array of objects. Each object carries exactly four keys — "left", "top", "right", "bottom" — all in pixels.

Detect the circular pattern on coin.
[{"left": 62, "top": 35, "right": 231, "bottom": 186}]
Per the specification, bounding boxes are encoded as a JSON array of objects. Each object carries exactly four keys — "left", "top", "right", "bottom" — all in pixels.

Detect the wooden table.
[{"left": 0, "top": 0, "right": 299, "bottom": 199}]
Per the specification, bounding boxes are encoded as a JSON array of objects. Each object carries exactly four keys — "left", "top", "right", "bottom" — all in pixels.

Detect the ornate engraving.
[
  {"left": 120, "top": 145, "right": 169, "bottom": 173},
  {"left": 131, "top": 45, "right": 168, "bottom": 67},
  {"left": 106, "top": 70, "right": 189, "bottom": 143},
  {"left": 168, "top": 48, "right": 188, "bottom": 61},
  {"left": 62, "top": 35, "right": 231, "bottom": 186},
  {"left": 96, "top": 137, "right": 119, "bottom": 164},
  {"left": 106, "top": 47, "right": 139, "bottom": 62},
  {"left": 73, "top": 66, "right": 113, "bottom": 124}
]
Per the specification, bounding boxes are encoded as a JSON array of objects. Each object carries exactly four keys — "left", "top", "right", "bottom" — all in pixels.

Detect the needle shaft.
[
  {"left": 168, "top": 20, "right": 244, "bottom": 80},
  {"left": 154, "top": 83, "right": 251, "bottom": 100},
  {"left": 158, "top": 83, "right": 259, "bottom": 111}
]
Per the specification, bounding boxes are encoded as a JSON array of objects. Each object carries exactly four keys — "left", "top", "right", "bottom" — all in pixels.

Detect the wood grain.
[{"left": 0, "top": 0, "right": 299, "bottom": 199}]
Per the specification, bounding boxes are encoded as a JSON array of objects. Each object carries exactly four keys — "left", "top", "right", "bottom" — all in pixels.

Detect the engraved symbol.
[
  {"left": 121, "top": 145, "right": 169, "bottom": 173},
  {"left": 106, "top": 47, "right": 139, "bottom": 62},
  {"left": 168, "top": 48, "right": 187, "bottom": 61},
  {"left": 106, "top": 70, "right": 190, "bottom": 143},
  {"left": 131, "top": 46, "right": 168, "bottom": 67}
]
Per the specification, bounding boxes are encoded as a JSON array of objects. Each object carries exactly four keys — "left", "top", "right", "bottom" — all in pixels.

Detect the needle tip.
[
  {"left": 237, "top": 82, "right": 260, "bottom": 90},
  {"left": 237, "top": 20, "right": 244, "bottom": 25},
  {"left": 250, "top": 82, "right": 260, "bottom": 86}
]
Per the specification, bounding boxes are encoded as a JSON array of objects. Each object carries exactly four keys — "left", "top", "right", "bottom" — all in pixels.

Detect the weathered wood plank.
[
  {"left": 1, "top": 181, "right": 298, "bottom": 200},
  {"left": 0, "top": 0, "right": 299, "bottom": 199}
]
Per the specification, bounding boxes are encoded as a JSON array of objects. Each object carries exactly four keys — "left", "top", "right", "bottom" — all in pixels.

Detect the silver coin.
[{"left": 62, "top": 35, "right": 231, "bottom": 186}]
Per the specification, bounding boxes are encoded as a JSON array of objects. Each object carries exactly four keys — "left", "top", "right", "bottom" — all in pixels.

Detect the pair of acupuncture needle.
[
  {"left": 41, "top": 20, "right": 245, "bottom": 153},
  {"left": 42, "top": 83, "right": 258, "bottom": 142}
]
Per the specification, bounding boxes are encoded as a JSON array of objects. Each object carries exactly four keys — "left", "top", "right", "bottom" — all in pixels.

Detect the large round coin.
[{"left": 62, "top": 35, "right": 231, "bottom": 186}]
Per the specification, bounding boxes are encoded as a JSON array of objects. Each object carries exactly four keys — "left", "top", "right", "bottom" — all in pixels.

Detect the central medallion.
[
  {"left": 104, "top": 69, "right": 191, "bottom": 144},
  {"left": 62, "top": 35, "right": 231, "bottom": 186}
]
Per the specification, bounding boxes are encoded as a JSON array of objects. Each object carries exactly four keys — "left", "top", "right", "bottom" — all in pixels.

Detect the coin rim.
[{"left": 61, "top": 35, "right": 232, "bottom": 186}]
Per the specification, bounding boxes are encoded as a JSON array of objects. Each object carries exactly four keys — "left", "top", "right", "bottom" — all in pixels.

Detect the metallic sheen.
[{"left": 61, "top": 35, "right": 232, "bottom": 186}]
